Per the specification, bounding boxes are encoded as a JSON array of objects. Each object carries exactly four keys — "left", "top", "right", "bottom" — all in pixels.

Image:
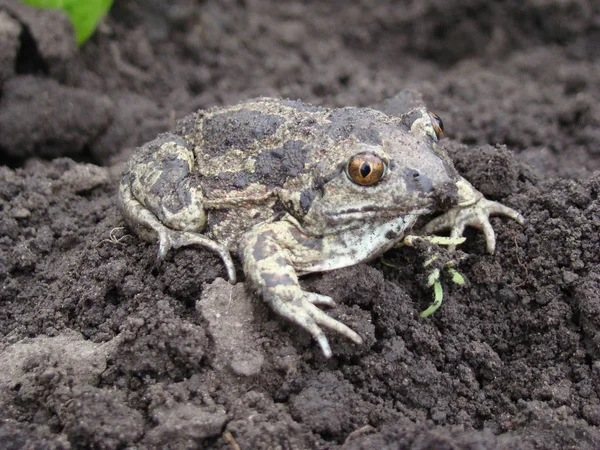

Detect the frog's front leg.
[
  {"left": 423, "top": 178, "right": 524, "bottom": 253},
  {"left": 240, "top": 220, "right": 363, "bottom": 358}
]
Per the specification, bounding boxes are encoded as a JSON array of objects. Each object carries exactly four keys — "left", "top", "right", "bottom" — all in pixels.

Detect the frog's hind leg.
[
  {"left": 118, "top": 134, "right": 237, "bottom": 283},
  {"left": 119, "top": 176, "right": 237, "bottom": 283}
]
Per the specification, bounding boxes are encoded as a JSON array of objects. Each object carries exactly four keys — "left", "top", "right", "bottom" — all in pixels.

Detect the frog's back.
[{"left": 174, "top": 98, "right": 402, "bottom": 194}]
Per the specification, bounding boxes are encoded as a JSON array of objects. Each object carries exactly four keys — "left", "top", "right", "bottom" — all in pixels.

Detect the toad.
[{"left": 118, "top": 97, "right": 523, "bottom": 358}]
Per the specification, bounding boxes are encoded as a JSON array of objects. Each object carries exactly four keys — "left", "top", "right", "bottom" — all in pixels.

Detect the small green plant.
[
  {"left": 383, "top": 235, "right": 467, "bottom": 317},
  {"left": 419, "top": 254, "right": 465, "bottom": 318},
  {"left": 21, "top": 0, "right": 113, "bottom": 45}
]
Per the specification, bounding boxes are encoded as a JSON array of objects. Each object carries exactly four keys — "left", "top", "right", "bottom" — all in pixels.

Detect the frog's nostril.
[{"left": 405, "top": 168, "right": 432, "bottom": 193}]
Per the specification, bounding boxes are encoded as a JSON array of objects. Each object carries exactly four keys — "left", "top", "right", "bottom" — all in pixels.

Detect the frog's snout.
[
  {"left": 432, "top": 181, "right": 459, "bottom": 211},
  {"left": 404, "top": 168, "right": 458, "bottom": 206},
  {"left": 402, "top": 162, "right": 459, "bottom": 210}
]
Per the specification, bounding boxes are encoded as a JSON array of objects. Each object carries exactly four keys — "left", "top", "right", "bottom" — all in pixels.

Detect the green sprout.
[
  {"left": 21, "top": 0, "right": 113, "bottom": 45},
  {"left": 384, "top": 235, "right": 466, "bottom": 317},
  {"left": 419, "top": 258, "right": 465, "bottom": 318}
]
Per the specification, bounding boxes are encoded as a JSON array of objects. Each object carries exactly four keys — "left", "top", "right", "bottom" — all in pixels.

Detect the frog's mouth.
[
  {"left": 325, "top": 205, "right": 433, "bottom": 222},
  {"left": 322, "top": 181, "right": 458, "bottom": 224}
]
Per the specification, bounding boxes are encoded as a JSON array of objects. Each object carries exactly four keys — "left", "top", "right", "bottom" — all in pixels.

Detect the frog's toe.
[
  {"left": 268, "top": 293, "right": 362, "bottom": 358},
  {"left": 423, "top": 198, "right": 524, "bottom": 254},
  {"left": 423, "top": 209, "right": 460, "bottom": 235},
  {"left": 446, "top": 223, "right": 466, "bottom": 253},
  {"left": 305, "top": 293, "right": 337, "bottom": 307},
  {"left": 154, "top": 229, "right": 237, "bottom": 283},
  {"left": 304, "top": 301, "right": 363, "bottom": 347},
  {"left": 467, "top": 199, "right": 524, "bottom": 253},
  {"left": 422, "top": 212, "right": 464, "bottom": 252},
  {"left": 156, "top": 229, "right": 174, "bottom": 259},
  {"left": 484, "top": 201, "right": 525, "bottom": 225}
]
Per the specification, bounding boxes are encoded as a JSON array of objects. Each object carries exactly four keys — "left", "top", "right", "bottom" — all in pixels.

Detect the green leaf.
[
  {"left": 21, "top": 0, "right": 113, "bottom": 45},
  {"left": 447, "top": 267, "right": 465, "bottom": 286}
]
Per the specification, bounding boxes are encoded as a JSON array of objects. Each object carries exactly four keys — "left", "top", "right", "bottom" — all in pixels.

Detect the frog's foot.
[
  {"left": 157, "top": 228, "right": 237, "bottom": 284},
  {"left": 423, "top": 197, "right": 524, "bottom": 254},
  {"left": 267, "top": 290, "right": 362, "bottom": 359}
]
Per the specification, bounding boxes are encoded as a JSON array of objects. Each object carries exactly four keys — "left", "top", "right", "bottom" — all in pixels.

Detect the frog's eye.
[
  {"left": 347, "top": 153, "right": 386, "bottom": 186},
  {"left": 428, "top": 111, "right": 444, "bottom": 141}
]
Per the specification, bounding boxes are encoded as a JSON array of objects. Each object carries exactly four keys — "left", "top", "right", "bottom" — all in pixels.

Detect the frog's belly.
[{"left": 297, "top": 215, "right": 417, "bottom": 274}]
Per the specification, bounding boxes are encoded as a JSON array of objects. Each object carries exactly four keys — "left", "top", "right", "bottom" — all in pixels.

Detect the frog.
[{"left": 118, "top": 96, "right": 524, "bottom": 358}]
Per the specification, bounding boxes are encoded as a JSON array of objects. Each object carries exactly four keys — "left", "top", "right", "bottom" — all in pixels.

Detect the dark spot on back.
[
  {"left": 211, "top": 171, "right": 251, "bottom": 190},
  {"left": 324, "top": 108, "right": 383, "bottom": 145},
  {"left": 254, "top": 140, "right": 311, "bottom": 187},
  {"left": 174, "top": 112, "right": 202, "bottom": 139},
  {"left": 202, "top": 109, "right": 285, "bottom": 156},
  {"left": 299, "top": 189, "right": 318, "bottom": 213},
  {"left": 203, "top": 140, "right": 311, "bottom": 192}
]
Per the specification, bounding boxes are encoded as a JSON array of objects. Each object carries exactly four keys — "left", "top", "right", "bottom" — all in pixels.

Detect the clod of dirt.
[
  {"left": 60, "top": 385, "right": 144, "bottom": 448},
  {"left": 144, "top": 403, "right": 227, "bottom": 447},
  {"left": 0, "top": 0, "right": 76, "bottom": 78},
  {"left": 225, "top": 390, "right": 318, "bottom": 449},
  {"left": 56, "top": 163, "right": 110, "bottom": 194},
  {"left": 290, "top": 372, "right": 372, "bottom": 439},
  {"left": 114, "top": 299, "right": 208, "bottom": 380},
  {"left": 0, "top": 419, "right": 70, "bottom": 450},
  {"left": 198, "top": 278, "right": 266, "bottom": 376},
  {"left": 0, "top": 330, "right": 117, "bottom": 431},
  {"left": 0, "top": 10, "right": 20, "bottom": 84},
  {"left": 0, "top": 76, "right": 113, "bottom": 161}
]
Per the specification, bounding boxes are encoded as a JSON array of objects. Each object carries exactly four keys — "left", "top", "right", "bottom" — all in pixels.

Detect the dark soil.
[{"left": 1, "top": 0, "right": 599, "bottom": 449}]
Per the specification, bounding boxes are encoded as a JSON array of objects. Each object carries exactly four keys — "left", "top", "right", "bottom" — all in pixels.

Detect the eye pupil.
[{"left": 360, "top": 162, "right": 371, "bottom": 178}]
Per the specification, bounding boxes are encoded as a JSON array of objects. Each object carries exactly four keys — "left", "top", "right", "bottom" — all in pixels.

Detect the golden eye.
[
  {"left": 347, "top": 153, "right": 386, "bottom": 186},
  {"left": 428, "top": 111, "right": 444, "bottom": 141}
]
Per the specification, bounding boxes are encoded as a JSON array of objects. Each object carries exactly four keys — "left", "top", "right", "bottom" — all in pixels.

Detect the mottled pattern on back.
[
  {"left": 189, "top": 98, "right": 402, "bottom": 194},
  {"left": 202, "top": 108, "right": 285, "bottom": 157}
]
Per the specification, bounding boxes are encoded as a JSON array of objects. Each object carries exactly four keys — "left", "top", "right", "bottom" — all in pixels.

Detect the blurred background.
[{"left": 0, "top": 0, "right": 598, "bottom": 178}]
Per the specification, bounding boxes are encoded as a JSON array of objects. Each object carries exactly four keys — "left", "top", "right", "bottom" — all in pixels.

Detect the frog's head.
[{"left": 300, "top": 107, "right": 460, "bottom": 234}]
